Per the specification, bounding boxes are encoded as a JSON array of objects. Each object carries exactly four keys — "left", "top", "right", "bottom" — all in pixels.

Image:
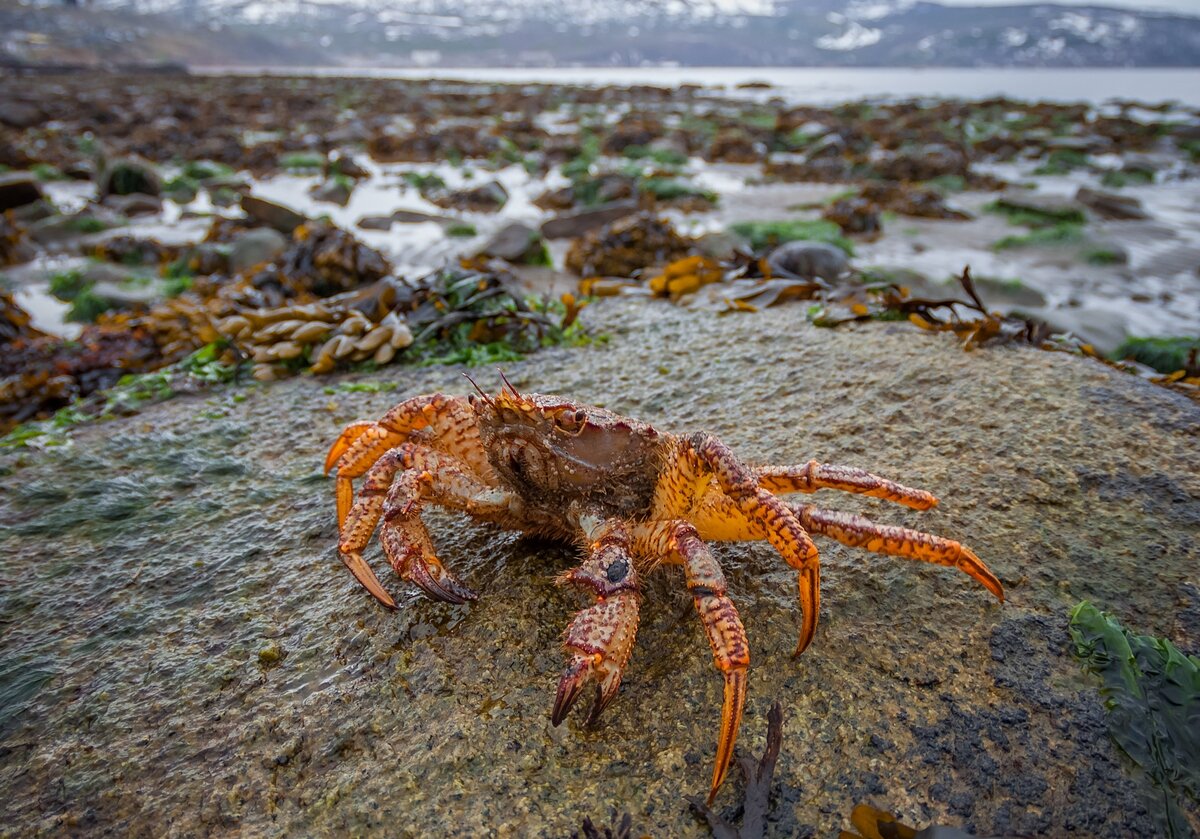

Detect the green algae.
[
  {"left": 0, "top": 343, "right": 243, "bottom": 449},
  {"left": 729, "top": 219, "right": 855, "bottom": 255},
  {"left": 1069, "top": 602, "right": 1200, "bottom": 839},
  {"left": 1113, "top": 336, "right": 1200, "bottom": 374}
]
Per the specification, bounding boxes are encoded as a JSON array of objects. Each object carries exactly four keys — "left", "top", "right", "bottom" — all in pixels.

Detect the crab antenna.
[
  {"left": 497, "top": 368, "right": 521, "bottom": 398},
  {"left": 462, "top": 372, "right": 490, "bottom": 401}
]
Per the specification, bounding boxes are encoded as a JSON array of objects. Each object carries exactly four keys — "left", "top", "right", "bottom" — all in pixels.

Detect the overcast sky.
[{"left": 936, "top": 0, "right": 1200, "bottom": 14}]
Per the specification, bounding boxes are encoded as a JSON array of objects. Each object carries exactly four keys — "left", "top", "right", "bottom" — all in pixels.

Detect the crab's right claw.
[{"left": 551, "top": 590, "right": 641, "bottom": 727}]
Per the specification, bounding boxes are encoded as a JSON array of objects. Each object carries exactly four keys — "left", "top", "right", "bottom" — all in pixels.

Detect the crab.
[{"left": 324, "top": 378, "right": 1003, "bottom": 804}]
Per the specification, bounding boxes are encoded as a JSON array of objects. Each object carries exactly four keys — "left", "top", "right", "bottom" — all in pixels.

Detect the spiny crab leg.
[
  {"left": 552, "top": 525, "right": 641, "bottom": 729},
  {"left": 672, "top": 433, "right": 822, "bottom": 656},
  {"left": 337, "top": 445, "right": 412, "bottom": 608},
  {"left": 633, "top": 520, "right": 749, "bottom": 806},
  {"left": 791, "top": 503, "right": 1004, "bottom": 601},
  {"left": 757, "top": 461, "right": 938, "bottom": 511},
  {"left": 379, "top": 470, "right": 478, "bottom": 605},
  {"left": 339, "top": 442, "right": 524, "bottom": 607},
  {"left": 325, "top": 394, "right": 455, "bottom": 527}
]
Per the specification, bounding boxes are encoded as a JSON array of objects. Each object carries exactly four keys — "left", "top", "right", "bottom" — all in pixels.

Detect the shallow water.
[
  {"left": 15, "top": 144, "right": 1200, "bottom": 350},
  {"left": 204, "top": 66, "right": 1200, "bottom": 108}
]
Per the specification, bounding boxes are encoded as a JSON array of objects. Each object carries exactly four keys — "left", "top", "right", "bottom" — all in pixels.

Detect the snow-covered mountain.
[{"left": 5, "top": 0, "right": 1200, "bottom": 67}]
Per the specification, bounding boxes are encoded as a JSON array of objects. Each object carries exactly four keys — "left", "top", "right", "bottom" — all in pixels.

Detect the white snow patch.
[
  {"left": 816, "top": 22, "right": 882, "bottom": 51},
  {"left": 1001, "top": 27, "right": 1028, "bottom": 47},
  {"left": 846, "top": 0, "right": 915, "bottom": 22},
  {"left": 1050, "top": 12, "right": 1123, "bottom": 44}
]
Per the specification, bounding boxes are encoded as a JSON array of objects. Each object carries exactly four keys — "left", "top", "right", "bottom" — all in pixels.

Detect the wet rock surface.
[{"left": 1, "top": 299, "right": 1197, "bottom": 837}]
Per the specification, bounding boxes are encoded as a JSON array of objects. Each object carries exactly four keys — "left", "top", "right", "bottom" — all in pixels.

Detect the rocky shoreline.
[{"left": 1, "top": 71, "right": 1199, "bottom": 837}]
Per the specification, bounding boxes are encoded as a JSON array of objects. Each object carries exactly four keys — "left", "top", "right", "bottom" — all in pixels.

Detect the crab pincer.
[{"left": 552, "top": 529, "right": 642, "bottom": 728}]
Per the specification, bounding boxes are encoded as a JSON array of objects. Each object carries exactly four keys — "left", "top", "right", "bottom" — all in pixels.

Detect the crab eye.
[{"left": 553, "top": 411, "right": 579, "bottom": 433}]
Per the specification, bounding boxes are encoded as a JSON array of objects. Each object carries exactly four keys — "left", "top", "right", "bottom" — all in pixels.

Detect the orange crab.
[{"left": 325, "top": 378, "right": 1002, "bottom": 804}]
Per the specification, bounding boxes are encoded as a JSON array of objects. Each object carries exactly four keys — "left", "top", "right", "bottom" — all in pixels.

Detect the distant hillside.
[{"left": 3, "top": 0, "right": 1200, "bottom": 67}]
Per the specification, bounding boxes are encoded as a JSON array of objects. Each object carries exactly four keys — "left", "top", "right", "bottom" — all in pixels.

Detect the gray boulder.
[
  {"left": 310, "top": 179, "right": 354, "bottom": 206},
  {"left": 540, "top": 200, "right": 639, "bottom": 240},
  {"left": 478, "top": 223, "right": 546, "bottom": 264},
  {"left": 766, "top": 240, "right": 849, "bottom": 282},
  {"left": 1076, "top": 187, "right": 1149, "bottom": 221},
  {"left": 102, "top": 193, "right": 162, "bottom": 217},
  {"left": 241, "top": 195, "right": 306, "bottom": 234},
  {"left": 229, "top": 228, "right": 289, "bottom": 274}
]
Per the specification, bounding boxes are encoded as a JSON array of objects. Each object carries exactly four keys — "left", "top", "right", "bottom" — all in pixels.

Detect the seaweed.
[
  {"left": 573, "top": 811, "right": 633, "bottom": 839},
  {"left": 991, "top": 222, "right": 1083, "bottom": 251},
  {"left": 406, "top": 265, "right": 594, "bottom": 366},
  {"left": 621, "top": 144, "right": 688, "bottom": 168},
  {"left": 1, "top": 342, "right": 242, "bottom": 448},
  {"left": 984, "top": 200, "right": 1086, "bottom": 228},
  {"left": 639, "top": 177, "right": 718, "bottom": 205},
  {"left": 1032, "top": 148, "right": 1091, "bottom": 175},
  {"left": 279, "top": 152, "right": 325, "bottom": 172},
  {"left": 1113, "top": 336, "right": 1200, "bottom": 375},
  {"left": 688, "top": 702, "right": 783, "bottom": 839},
  {"left": 730, "top": 219, "right": 854, "bottom": 256},
  {"left": 1069, "top": 602, "right": 1200, "bottom": 839},
  {"left": 403, "top": 171, "right": 448, "bottom": 193}
]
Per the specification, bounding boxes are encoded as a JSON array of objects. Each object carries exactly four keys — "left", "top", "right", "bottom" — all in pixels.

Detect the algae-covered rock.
[{"left": 0, "top": 299, "right": 1197, "bottom": 837}]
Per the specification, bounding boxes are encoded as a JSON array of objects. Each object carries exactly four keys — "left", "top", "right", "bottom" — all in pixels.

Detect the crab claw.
[
  {"left": 403, "top": 554, "right": 478, "bottom": 605},
  {"left": 381, "top": 528, "right": 477, "bottom": 604},
  {"left": 552, "top": 590, "right": 640, "bottom": 727},
  {"left": 552, "top": 652, "right": 626, "bottom": 727},
  {"left": 708, "top": 666, "right": 748, "bottom": 805}
]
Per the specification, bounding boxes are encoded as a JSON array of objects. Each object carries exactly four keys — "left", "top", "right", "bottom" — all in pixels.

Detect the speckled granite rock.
[{"left": 1, "top": 299, "right": 1197, "bottom": 838}]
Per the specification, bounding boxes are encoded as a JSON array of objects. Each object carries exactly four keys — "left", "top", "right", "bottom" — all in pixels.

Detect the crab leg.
[
  {"left": 325, "top": 393, "right": 459, "bottom": 528},
  {"left": 661, "top": 434, "right": 822, "bottom": 656},
  {"left": 688, "top": 490, "right": 1003, "bottom": 602},
  {"left": 552, "top": 522, "right": 641, "bottom": 730},
  {"left": 757, "top": 461, "right": 937, "bottom": 510},
  {"left": 339, "top": 443, "right": 523, "bottom": 606},
  {"left": 633, "top": 520, "right": 749, "bottom": 806},
  {"left": 377, "top": 469, "right": 477, "bottom": 605},
  {"left": 790, "top": 503, "right": 1004, "bottom": 601}
]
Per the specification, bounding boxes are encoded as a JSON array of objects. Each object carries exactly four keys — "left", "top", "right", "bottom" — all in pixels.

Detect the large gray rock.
[
  {"left": 241, "top": 194, "right": 307, "bottom": 234},
  {"left": 766, "top": 240, "right": 849, "bottom": 282},
  {"left": 0, "top": 101, "right": 43, "bottom": 129},
  {"left": 309, "top": 179, "right": 353, "bottom": 207},
  {"left": 432, "top": 180, "right": 508, "bottom": 212},
  {"left": 101, "top": 193, "right": 163, "bottom": 218},
  {"left": 0, "top": 300, "right": 1195, "bottom": 837},
  {"left": 478, "top": 222, "right": 542, "bottom": 263},
  {"left": 229, "top": 228, "right": 289, "bottom": 274},
  {"left": 1076, "top": 187, "right": 1149, "bottom": 221},
  {"left": 357, "top": 210, "right": 458, "bottom": 231},
  {"left": 540, "top": 200, "right": 639, "bottom": 240}
]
